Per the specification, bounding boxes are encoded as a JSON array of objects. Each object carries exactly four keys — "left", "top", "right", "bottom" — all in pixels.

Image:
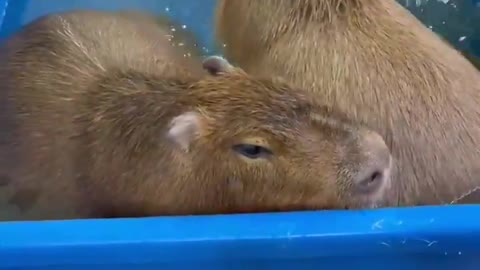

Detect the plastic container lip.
[
  {"left": 1, "top": 205, "right": 479, "bottom": 242},
  {"left": 0, "top": 205, "right": 480, "bottom": 265}
]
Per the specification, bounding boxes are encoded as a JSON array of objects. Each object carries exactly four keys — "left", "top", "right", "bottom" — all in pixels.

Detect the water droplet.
[
  {"left": 165, "top": 7, "right": 170, "bottom": 12},
  {"left": 182, "top": 25, "right": 187, "bottom": 29},
  {"left": 459, "top": 36, "right": 467, "bottom": 42}
]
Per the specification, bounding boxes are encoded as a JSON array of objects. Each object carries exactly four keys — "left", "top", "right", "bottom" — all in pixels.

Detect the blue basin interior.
[
  {"left": 0, "top": 0, "right": 480, "bottom": 269},
  {"left": 0, "top": 0, "right": 217, "bottom": 53}
]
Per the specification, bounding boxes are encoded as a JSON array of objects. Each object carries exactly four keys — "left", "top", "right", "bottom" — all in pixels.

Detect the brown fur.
[
  {"left": 0, "top": 10, "right": 391, "bottom": 221},
  {"left": 215, "top": 0, "right": 480, "bottom": 206}
]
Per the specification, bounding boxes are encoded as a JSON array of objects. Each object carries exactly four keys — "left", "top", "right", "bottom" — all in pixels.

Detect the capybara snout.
[{"left": 183, "top": 57, "right": 393, "bottom": 211}]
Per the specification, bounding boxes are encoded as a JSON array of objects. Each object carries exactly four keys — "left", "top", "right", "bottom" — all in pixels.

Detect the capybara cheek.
[{"left": 226, "top": 176, "right": 245, "bottom": 193}]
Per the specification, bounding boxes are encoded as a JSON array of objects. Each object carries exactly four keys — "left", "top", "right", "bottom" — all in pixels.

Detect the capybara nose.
[{"left": 353, "top": 130, "right": 392, "bottom": 194}]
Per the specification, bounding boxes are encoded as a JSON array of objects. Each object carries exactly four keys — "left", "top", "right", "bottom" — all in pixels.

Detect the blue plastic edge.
[{"left": 1, "top": 205, "right": 480, "bottom": 267}]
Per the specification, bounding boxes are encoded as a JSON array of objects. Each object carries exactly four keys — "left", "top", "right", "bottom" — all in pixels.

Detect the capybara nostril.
[
  {"left": 354, "top": 167, "right": 387, "bottom": 194},
  {"left": 353, "top": 130, "right": 392, "bottom": 194}
]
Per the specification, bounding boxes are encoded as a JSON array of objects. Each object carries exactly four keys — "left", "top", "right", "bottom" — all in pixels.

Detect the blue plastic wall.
[
  {"left": 1, "top": 1, "right": 480, "bottom": 269},
  {"left": 1, "top": 206, "right": 480, "bottom": 269}
]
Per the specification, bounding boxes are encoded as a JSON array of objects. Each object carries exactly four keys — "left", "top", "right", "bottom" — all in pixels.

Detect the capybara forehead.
[
  {"left": 186, "top": 73, "right": 357, "bottom": 140},
  {"left": 188, "top": 73, "right": 312, "bottom": 116}
]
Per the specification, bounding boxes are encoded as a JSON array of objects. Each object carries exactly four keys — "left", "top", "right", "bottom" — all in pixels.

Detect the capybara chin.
[
  {"left": 215, "top": 0, "right": 480, "bottom": 206},
  {"left": 0, "top": 10, "right": 392, "bottom": 221}
]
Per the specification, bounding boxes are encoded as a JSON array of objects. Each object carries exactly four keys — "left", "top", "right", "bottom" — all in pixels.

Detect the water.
[{"left": 401, "top": 0, "right": 480, "bottom": 66}]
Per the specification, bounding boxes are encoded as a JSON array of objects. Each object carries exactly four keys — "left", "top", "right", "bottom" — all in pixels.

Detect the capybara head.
[
  {"left": 177, "top": 57, "right": 392, "bottom": 211},
  {"left": 89, "top": 56, "right": 392, "bottom": 216}
]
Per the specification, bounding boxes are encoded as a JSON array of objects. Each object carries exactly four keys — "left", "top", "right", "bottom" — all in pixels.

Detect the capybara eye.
[{"left": 232, "top": 144, "right": 272, "bottom": 159}]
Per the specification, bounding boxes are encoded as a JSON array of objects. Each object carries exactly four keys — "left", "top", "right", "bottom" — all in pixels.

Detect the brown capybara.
[
  {"left": 215, "top": 0, "right": 480, "bottom": 206},
  {"left": 0, "top": 10, "right": 392, "bottom": 221}
]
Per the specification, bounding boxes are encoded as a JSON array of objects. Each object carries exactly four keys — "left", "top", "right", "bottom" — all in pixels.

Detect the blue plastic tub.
[{"left": 1, "top": 1, "right": 480, "bottom": 269}]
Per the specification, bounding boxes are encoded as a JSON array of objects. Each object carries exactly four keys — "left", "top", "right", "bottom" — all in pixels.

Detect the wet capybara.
[
  {"left": 215, "top": 0, "right": 480, "bottom": 206},
  {"left": 0, "top": 10, "right": 391, "bottom": 221}
]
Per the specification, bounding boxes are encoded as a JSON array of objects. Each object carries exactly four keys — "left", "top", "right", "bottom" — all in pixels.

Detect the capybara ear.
[
  {"left": 166, "top": 111, "right": 202, "bottom": 152},
  {"left": 202, "top": 55, "right": 234, "bottom": 76}
]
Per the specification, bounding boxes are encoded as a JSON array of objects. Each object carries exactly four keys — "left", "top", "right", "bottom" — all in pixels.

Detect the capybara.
[
  {"left": 0, "top": 10, "right": 392, "bottom": 221},
  {"left": 215, "top": 0, "right": 480, "bottom": 206}
]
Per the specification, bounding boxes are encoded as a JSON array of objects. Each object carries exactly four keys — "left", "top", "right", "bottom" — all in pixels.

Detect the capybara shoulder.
[{"left": 215, "top": 0, "right": 480, "bottom": 206}]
